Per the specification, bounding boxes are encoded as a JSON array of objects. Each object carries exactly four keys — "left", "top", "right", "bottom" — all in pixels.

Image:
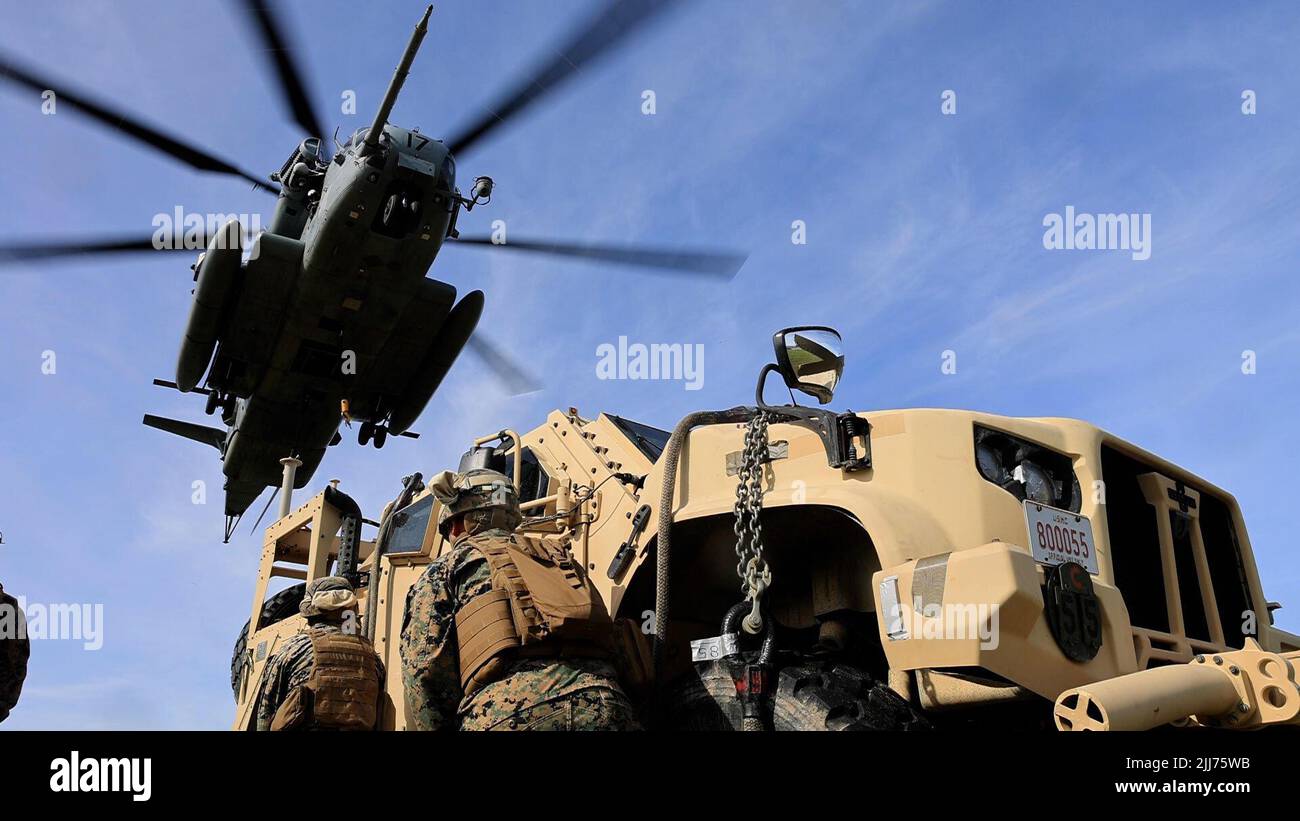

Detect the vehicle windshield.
[
  {"left": 387, "top": 495, "right": 433, "bottom": 554},
  {"left": 608, "top": 415, "right": 671, "bottom": 461}
]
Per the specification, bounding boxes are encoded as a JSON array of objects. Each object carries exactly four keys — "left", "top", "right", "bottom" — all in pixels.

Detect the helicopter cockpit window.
[
  {"left": 386, "top": 494, "right": 434, "bottom": 555},
  {"left": 346, "top": 127, "right": 390, "bottom": 153}
]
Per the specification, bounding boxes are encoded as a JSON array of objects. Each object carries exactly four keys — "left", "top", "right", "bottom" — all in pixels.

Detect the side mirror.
[{"left": 771, "top": 326, "right": 844, "bottom": 405}]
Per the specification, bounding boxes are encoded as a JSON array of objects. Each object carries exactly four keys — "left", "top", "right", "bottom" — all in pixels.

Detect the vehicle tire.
[
  {"left": 204, "top": 391, "right": 220, "bottom": 415},
  {"left": 230, "top": 582, "right": 305, "bottom": 701},
  {"left": 772, "top": 661, "right": 930, "bottom": 731},
  {"left": 358, "top": 422, "right": 373, "bottom": 447},
  {"left": 373, "top": 427, "right": 388, "bottom": 449}
]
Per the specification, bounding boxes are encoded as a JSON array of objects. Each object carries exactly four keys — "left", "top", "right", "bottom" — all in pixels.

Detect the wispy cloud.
[{"left": 3, "top": 0, "right": 1300, "bottom": 730}]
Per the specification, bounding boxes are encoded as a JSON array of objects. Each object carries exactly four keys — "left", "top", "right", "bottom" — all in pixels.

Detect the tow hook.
[{"left": 722, "top": 601, "right": 777, "bottom": 731}]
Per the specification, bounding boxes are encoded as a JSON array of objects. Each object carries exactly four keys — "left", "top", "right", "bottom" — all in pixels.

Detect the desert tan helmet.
[
  {"left": 298, "top": 575, "right": 359, "bottom": 618},
  {"left": 429, "top": 468, "right": 522, "bottom": 537}
]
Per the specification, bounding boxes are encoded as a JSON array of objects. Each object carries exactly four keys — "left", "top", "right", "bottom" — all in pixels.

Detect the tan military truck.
[{"left": 230, "top": 326, "right": 1300, "bottom": 730}]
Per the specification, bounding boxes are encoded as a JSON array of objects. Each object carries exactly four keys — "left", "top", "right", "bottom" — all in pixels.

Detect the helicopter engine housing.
[{"left": 177, "top": 218, "right": 243, "bottom": 392}]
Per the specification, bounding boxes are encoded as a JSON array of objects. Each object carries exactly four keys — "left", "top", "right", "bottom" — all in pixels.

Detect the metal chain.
[{"left": 732, "top": 412, "right": 772, "bottom": 632}]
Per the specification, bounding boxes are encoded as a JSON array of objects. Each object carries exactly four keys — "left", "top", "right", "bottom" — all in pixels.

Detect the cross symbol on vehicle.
[{"left": 1167, "top": 480, "right": 1197, "bottom": 513}]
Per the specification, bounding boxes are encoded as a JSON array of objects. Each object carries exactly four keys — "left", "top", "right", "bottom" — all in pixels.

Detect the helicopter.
[{"left": 0, "top": 1, "right": 745, "bottom": 540}]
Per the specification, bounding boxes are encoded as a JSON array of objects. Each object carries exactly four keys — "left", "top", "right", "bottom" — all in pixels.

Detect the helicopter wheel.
[
  {"left": 382, "top": 195, "right": 400, "bottom": 230},
  {"left": 373, "top": 427, "right": 388, "bottom": 449},
  {"left": 358, "top": 421, "right": 374, "bottom": 447},
  {"left": 381, "top": 193, "right": 421, "bottom": 234},
  {"left": 204, "top": 391, "right": 221, "bottom": 415},
  {"left": 221, "top": 394, "right": 236, "bottom": 417}
]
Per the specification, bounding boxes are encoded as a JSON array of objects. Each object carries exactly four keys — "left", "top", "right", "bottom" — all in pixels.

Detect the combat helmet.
[
  {"left": 429, "top": 468, "right": 522, "bottom": 537},
  {"left": 299, "top": 575, "right": 359, "bottom": 618}
]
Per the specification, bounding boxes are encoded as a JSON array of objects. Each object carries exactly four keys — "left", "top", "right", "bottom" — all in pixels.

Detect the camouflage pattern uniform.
[
  {"left": 254, "top": 625, "right": 344, "bottom": 730},
  {"left": 0, "top": 583, "right": 29, "bottom": 723},
  {"left": 254, "top": 577, "right": 383, "bottom": 731},
  {"left": 401, "top": 528, "right": 639, "bottom": 731}
]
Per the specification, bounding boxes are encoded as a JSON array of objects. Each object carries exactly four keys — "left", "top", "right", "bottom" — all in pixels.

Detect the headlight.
[
  {"left": 974, "top": 425, "right": 1081, "bottom": 512},
  {"left": 1013, "top": 460, "right": 1056, "bottom": 505},
  {"left": 976, "top": 441, "right": 1008, "bottom": 484}
]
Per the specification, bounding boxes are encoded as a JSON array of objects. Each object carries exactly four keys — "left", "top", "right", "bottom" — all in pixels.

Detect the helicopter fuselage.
[
  {"left": 7, "top": 2, "right": 738, "bottom": 536},
  {"left": 192, "top": 124, "right": 482, "bottom": 519}
]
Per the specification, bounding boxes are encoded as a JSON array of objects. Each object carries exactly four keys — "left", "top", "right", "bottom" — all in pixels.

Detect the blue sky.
[{"left": 1, "top": 0, "right": 1297, "bottom": 728}]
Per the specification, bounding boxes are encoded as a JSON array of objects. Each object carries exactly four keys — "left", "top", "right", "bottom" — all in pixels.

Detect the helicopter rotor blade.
[
  {"left": 465, "top": 333, "right": 542, "bottom": 396},
  {"left": 238, "top": 0, "right": 325, "bottom": 139},
  {"left": 0, "top": 53, "right": 277, "bottom": 194},
  {"left": 449, "top": 234, "right": 747, "bottom": 279},
  {"left": 0, "top": 235, "right": 208, "bottom": 263},
  {"left": 444, "top": 0, "right": 678, "bottom": 157}
]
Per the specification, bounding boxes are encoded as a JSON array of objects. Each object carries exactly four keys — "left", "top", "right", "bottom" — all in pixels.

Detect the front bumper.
[{"left": 873, "top": 541, "right": 1138, "bottom": 700}]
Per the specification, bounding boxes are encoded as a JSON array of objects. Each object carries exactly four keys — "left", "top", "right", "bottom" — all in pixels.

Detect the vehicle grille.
[{"left": 1100, "top": 445, "right": 1254, "bottom": 664}]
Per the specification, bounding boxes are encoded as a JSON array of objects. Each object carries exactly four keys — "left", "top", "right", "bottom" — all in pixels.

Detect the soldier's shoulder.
[
  {"left": 274, "top": 631, "right": 314, "bottom": 658},
  {"left": 424, "top": 532, "right": 504, "bottom": 567},
  {"left": 413, "top": 548, "right": 456, "bottom": 586},
  {"left": 458, "top": 530, "right": 517, "bottom": 555},
  {"left": 406, "top": 548, "right": 462, "bottom": 608},
  {"left": 283, "top": 630, "right": 313, "bottom": 647},
  {"left": 448, "top": 535, "right": 501, "bottom": 569}
]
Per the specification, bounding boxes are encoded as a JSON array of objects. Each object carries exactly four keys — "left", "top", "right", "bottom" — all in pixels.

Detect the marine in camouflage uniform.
[
  {"left": 255, "top": 576, "right": 383, "bottom": 731},
  {"left": 0, "top": 583, "right": 29, "bottom": 723},
  {"left": 400, "top": 469, "right": 639, "bottom": 731}
]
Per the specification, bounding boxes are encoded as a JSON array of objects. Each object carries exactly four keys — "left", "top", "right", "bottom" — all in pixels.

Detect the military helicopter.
[{"left": 0, "top": 1, "right": 745, "bottom": 540}]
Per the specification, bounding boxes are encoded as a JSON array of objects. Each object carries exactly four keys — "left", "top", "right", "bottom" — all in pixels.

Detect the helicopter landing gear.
[
  {"left": 204, "top": 390, "right": 236, "bottom": 418},
  {"left": 358, "top": 421, "right": 389, "bottom": 449},
  {"left": 379, "top": 190, "right": 422, "bottom": 236}
]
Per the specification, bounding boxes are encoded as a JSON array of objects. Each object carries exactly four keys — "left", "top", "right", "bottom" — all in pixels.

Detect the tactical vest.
[
  {"left": 269, "top": 628, "right": 381, "bottom": 731},
  {"left": 455, "top": 532, "right": 613, "bottom": 695}
]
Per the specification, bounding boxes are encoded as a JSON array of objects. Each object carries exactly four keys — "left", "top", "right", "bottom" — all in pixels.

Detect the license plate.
[{"left": 1025, "top": 502, "right": 1098, "bottom": 575}]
